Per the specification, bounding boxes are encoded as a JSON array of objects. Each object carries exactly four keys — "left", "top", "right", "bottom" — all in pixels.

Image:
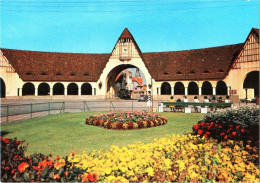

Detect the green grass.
[{"left": 1, "top": 112, "right": 205, "bottom": 157}]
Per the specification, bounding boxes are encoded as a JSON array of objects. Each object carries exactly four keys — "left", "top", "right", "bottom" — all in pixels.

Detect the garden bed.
[{"left": 85, "top": 111, "right": 168, "bottom": 130}]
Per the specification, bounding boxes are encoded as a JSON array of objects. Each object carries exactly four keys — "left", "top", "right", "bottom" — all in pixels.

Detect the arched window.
[
  {"left": 1, "top": 78, "right": 6, "bottom": 98},
  {"left": 188, "top": 82, "right": 198, "bottom": 95},
  {"left": 53, "top": 83, "right": 64, "bottom": 95},
  {"left": 38, "top": 83, "right": 50, "bottom": 95},
  {"left": 22, "top": 83, "right": 35, "bottom": 96},
  {"left": 161, "top": 82, "right": 171, "bottom": 95},
  {"left": 216, "top": 81, "right": 227, "bottom": 95},
  {"left": 243, "top": 71, "right": 259, "bottom": 97},
  {"left": 67, "top": 83, "right": 78, "bottom": 95},
  {"left": 174, "top": 82, "right": 185, "bottom": 95},
  {"left": 202, "top": 81, "right": 212, "bottom": 95},
  {"left": 81, "top": 83, "right": 92, "bottom": 95}
]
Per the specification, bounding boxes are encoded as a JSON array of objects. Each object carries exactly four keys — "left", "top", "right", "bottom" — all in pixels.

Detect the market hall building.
[{"left": 0, "top": 28, "right": 259, "bottom": 101}]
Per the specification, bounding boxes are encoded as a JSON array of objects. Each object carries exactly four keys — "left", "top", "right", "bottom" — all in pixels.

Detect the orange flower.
[
  {"left": 72, "top": 152, "right": 76, "bottom": 156},
  {"left": 54, "top": 159, "right": 65, "bottom": 170},
  {"left": 81, "top": 173, "right": 88, "bottom": 182},
  {"left": 18, "top": 162, "right": 29, "bottom": 173},
  {"left": 53, "top": 174, "right": 60, "bottom": 180},
  {"left": 56, "top": 156, "right": 60, "bottom": 160},
  {"left": 64, "top": 171, "right": 68, "bottom": 176}
]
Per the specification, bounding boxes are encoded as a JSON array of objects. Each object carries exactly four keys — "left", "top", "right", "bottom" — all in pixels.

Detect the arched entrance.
[
  {"left": 22, "top": 83, "right": 35, "bottom": 96},
  {"left": 38, "top": 83, "right": 50, "bottom": 95},
  {"left": 1, "top": 78, "right": 6, "bottom": 98},
  {"left": 188, "top": 82, "right": 198, "bottom": 95},
  {"left": 161, "top": 82, "right": 171, "bottom": 95},
  {"left": 105, "top": 64, "right": 147, "bottom": 99},
  {"left": 243, "top": 71, "right": 259, "bottom": 97},
  {"left": 81, "top": 83, "right": 92, "bottom": 95},
  {"left": 202, "top": 81, "right": 213, "bottom": 95},
  {"left": 67, "top": 83, "right": 78, "bottom": 95},
  {"left": 216, "top": 81, "right": 227, "bottom": 95},
  {"left": 53, "top": 83, "right": 64, "bottom": 95},
  {"left": 174, "top": 82, "right": 185, "bottom": 95}
]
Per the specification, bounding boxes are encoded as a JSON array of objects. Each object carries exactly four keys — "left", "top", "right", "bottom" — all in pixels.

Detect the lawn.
[{"left": 1, "top": 112, "right": 205, "bottom": 157}]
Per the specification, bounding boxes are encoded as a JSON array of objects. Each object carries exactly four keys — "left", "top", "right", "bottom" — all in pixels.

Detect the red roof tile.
[
  {"left": 142, "top": 43, "right": 244, "bottom": 81},
  {"left": 1, "top": 49, "right": 110, "bottom": 82}
]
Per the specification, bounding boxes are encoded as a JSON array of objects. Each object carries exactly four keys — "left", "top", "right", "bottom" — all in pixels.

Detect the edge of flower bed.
[{"left": 85, "top": 117, "right": 168, "bottom": 130}]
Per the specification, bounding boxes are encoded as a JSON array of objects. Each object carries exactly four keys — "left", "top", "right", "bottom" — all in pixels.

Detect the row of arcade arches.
[
  {"left": 22, "top": 82, "right": 92, "bottom": 96},
  {"left": 161, "top": 81, "right": 228, "bottom": 95}
]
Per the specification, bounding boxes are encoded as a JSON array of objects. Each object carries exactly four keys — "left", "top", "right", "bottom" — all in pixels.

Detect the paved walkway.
[{"left": 0, "top": 99, "right": 256, "bottom": 124}]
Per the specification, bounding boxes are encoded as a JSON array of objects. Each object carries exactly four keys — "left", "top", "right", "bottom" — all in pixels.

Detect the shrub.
[{"left": 192, "top": 105, "right": 259, "bottom": 145}]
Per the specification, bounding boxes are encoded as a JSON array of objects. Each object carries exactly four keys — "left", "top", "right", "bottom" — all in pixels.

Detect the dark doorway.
[
  {"left": 216, "top": 81, "right": 227, "bottom": 95},
  {"left": 67, "top": 83, "right": 78, "bottom": 95},
  {"left": 202, "top": 81, "right": 213, "bottom": 95},
  {"left": 38, "top": 83, "right": 50, "bottom": 95},
  {"left": 81, "top": 83, "right": 92, "bottom": 95},
  {"left": 53, "top": 83, "right": 64, "bottom": 95},
  {"left": 243, "top": 71, "right": 259, "bottom": 97},
  {"left": 22, "top": 83, "right": 35, "bottom": 96},
  {"left": 188, "top": 82, "right": 198, "bottom": 95},
  {"left": 161, "top": 82, "right": 171, "bottom": 95},
  {"left": 1, "top": 78, "right": 6, "bottom": 98},
  {"left": 174, "top": 82, "right": 185, "bottom": 95}
]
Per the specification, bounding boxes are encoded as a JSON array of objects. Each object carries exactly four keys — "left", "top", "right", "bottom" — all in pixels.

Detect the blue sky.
[{"left": 1, "top": 0, "right": 259, "bottom": 53}]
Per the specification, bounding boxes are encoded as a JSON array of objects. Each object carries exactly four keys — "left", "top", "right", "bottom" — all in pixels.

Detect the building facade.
[{"left": 0, "top": 28, "right": 259, "bottom": 101}]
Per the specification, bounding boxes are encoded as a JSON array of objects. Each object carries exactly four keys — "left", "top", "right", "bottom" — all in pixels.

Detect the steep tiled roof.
[
  {"left": 1, "top": 49, "right": 110, "bottom": 82},
  {"left": 119, "top": 28, "right": 135, "bottom": 39},
  {"left": 252, "top": 28, "right": 259, "bottom": 38},
  {"left": 142, "top": 43, "right": 244, "bottom": 81}
]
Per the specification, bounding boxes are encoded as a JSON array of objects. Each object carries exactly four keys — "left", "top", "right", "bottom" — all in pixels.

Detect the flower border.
[{"left": 85, "top": 113, "right": 168, "bottom": 130}]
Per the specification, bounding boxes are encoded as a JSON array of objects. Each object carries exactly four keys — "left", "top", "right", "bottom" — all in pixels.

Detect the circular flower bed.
[{"left": 85, "top": 111, "right": 167, "bottom": 130}]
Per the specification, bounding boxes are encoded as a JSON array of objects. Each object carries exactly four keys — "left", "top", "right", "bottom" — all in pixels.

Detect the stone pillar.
[
  {"left": 35, "top": 88, "right": 38, "bottom": 96},
  {"left": 50, "top": 88, "right": 53, "bottom": 96},
  {"left": 159, "top": 87, "right": 161, "bottom": 95},
  {"left": 65, "top": 88, "right": 67, "bottom": 96},
  {"left": 185, "top": 87, "right": 188, "bottom": 96},
  {"left": 78, "top": 89, "right": 81, "bottom": 96},
  {"left": 213, "top": 87, "right": 216, "bottom": 95},
  {"left": 199, "top": 87, "right": 202, "bottom": 95},
  {"left": 227, "top": 87, "right": 230, "bottom": 96},
  {"left": 171, "top": 87, "right": 174, "bottom": 96},
  {"left": 92, "top": 88, "right": 95, "bottom": 95},
  {"left": 19, "top": 88, "right": 22, "bottom": 96}
]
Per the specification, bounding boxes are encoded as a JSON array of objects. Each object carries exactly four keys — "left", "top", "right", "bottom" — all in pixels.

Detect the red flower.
[
  {"left": 198, "top": 129, "right": 203, "bottom": 135},
  {"left": 224, "top": 135, "right": 228, "bottom": 140},
  {"left": 229, "top": 125, "right": 234, "bottom": 128},
  {"left": 220, "top": 132, "right": 225, "bottom": 136},
  {"left": 87, "top": 173, "right": 98, "bottom": 182},
  {"left": 204, "top": 134, "right": 208, "bottom": 138},
  {"left": 236, "top": 125, "right": 240, "bottom": 129},
  {"left": 2, "top": 137, "right": 10, "bottom": 144},
  {"left": 241, "top": 129, "right": 245, "bottom": 133},
  {"left": 15, "top": 141, "right": 20, "bottom": 145},
  {"left": 193, "top": 124, "right": 198, "bottom": 130},
  {"left": 232, "top": 131, "right": 236, "bottom": 136},
  {"left": 87, "top": 174, "right": 94, "bottom": 182},
  {"left": 56, "top": 156, "right": 60, "bottom": 160},
  {"left": 11, "top": 169, "right": 16, "bottom": 174},
  {"left": 18, "top": 162, "right": 29, "bottom": 173},
  {"left": 4, "top": 167, "right": 10, "bottom": 170}
]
